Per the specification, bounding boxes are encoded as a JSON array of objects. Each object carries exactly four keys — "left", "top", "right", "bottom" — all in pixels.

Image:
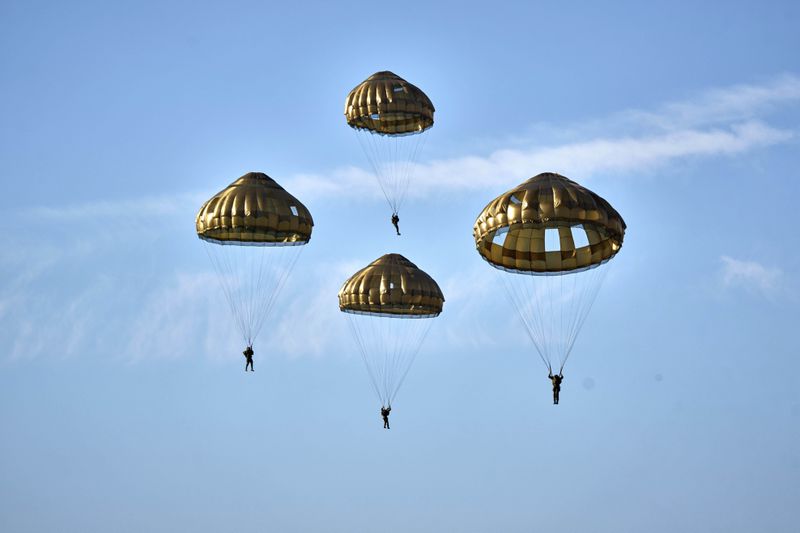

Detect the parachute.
[
  {"left": 339, "top": 254, "right": 444, "bottom": 407},
  {"left": 473, "top": 172, "right": 625, "bottom": 375},
  {"left": 344, "top": 71, "right": 434, "bottom": 218},
  {"left": 196, "top": 172, "right": 313, "bottom": 350}
]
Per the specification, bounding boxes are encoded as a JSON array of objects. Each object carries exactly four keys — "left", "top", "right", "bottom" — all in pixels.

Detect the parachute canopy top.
[
  {"left": 196, "top": 172, "right": 314, "bottom": 245},
  {"left": 473, "top": 173, "right": 626, "bottom": 274},
  {"left": 344, "top": 71, "right": 435, "bottom": 135},
  {"left": 339, "top": 254, "right": 444, "bottom": 318}
]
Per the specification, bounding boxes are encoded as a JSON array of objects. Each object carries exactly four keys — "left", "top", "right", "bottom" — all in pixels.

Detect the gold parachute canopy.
[
  {"left": 344, "top": 71, "right": 435, "bottom": 135},
  {"left": 473, "top": 172, "right": 626, "bottom": 274},
  {"left": 339, "top": 254, "right": 444, "bottom": 318},
  {"left": 196, "top": 172, "right": 313, "bottom": 245}
]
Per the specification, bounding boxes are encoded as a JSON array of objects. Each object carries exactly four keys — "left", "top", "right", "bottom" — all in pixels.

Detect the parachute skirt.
[
  {"left": 197, "top": 236, "right": 307, "bottom": 247},
  {"left": 341, "top": 309, "right": 441, "bottom": 320}
]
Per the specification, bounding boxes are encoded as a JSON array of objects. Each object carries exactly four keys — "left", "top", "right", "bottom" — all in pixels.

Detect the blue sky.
[{"left": 1, "top": 1, "right": 799, "bottom": 531}]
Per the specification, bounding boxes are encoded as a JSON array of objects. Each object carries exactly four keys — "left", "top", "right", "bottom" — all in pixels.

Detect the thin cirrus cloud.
[
  {"left": 622, "top": 73, "right": 800, "bottom": 129},
  {"left": 285, "top": 75, "right": 799, "bottom": 200},
  {"left": 18, "top": 74, "right": 800, "bottom": 220},
  {"left": 289, "top": 121, "right": 789, "bottom": 201},
  {"left": 720, "top": 256, "right": 783, "bottom": 296}
]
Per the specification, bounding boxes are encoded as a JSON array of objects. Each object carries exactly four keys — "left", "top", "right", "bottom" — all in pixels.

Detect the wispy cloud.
[
  {"left": 20, "top": 75, "right": 800, "bottom": 218},
  {"left": 624, "top": 74, "right": 800, "bottom": 130},
  {"left": 271, "top": 259, "right": 364, "bottom": 358},
  {"left": 124, "top": 271, "right": 224, "bottom": 362},
  {"left": 720, "top": 256, "right": 783, "bottom": 296},
  {"left": 285, "top": 75, "right": 799, "bottom": 200},
  {"left": 418, "top": 120, "right": 787, "bottom": 191},
  {"left": 284, "top": 121, "right": 792, "bottom": 201},
  {"left": 25, "top": 191, "right": 207, "bottom": 220}
]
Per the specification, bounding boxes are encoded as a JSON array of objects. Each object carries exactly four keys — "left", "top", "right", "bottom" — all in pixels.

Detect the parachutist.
[
  {"left": 198, "top": 173, "right": 312, "bottom": 370},
  {"left": 340, "top": 255, "right": 443, "bottom": 415},
  {"left": 473, "top": 173, "right": 625, "bottom": 401},
  {"left": 548, "top": 372, "right": 563, "bottom": 404},
  {"left": 381, "top": 405, "right": 392, "bottom": 429},
  {"left": 346, "top": 72, "right": 433, "bottom": 224},
  {"left": 391, "top": 213, "right": 401, "bottom": 236},
  {"left": 243, "top": 346, "right": 254, "bottom": 372}
]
